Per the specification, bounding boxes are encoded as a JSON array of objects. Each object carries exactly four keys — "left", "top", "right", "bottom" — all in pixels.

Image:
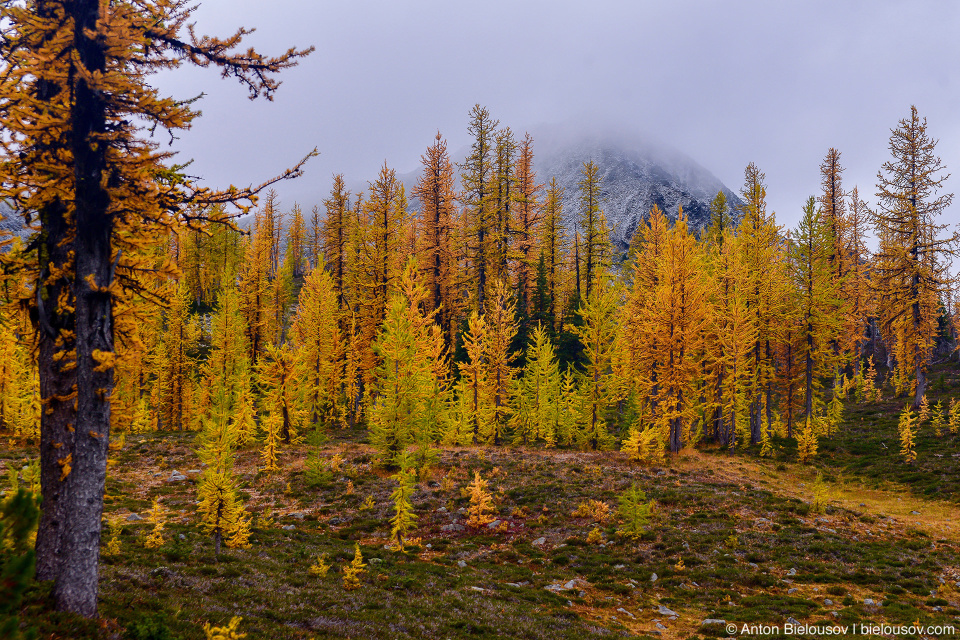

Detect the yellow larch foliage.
[
  {"left": 620, "top": 426, "right": 643, "bottom": 462},
  {"left": 843, "top": 188, "right": 875, "bottom": 365},
  {"left": 204, "top": 285, "right": 251, "bottom": 420},
  {"left": 238, "top": 211, "right": 274, "bottom": 366},
  {"left": 572, "top": 499, "right": 611, "bottom": 523},
  {"left": 918, "top": 395, "right": 930, "bottom": 423},
  {"left": 734, "top": 163, "right": 787, "bottom": 446},
  {"left": 226, "top": 511, "right": 252, "bottom": 550},
  {"left": 620, "top": 420, "right": 665, "bottom": 466},
  {"left": 573, "top": 276, "right": 620, "bottom": 451},
  {"left": 357, "top": 163, "right": 409, "bottom": 387},
  {"left": 512, "top": 133, "right": 544, "bottom": 326},
  {"left": 203, "top": 616, "right": 246, "bottom": 640},
  {"left": 0, "top": 0, "right": 312, "bottom": 617},
  {"left": 818, "top": 149, "right": 853, "bottom": 363},
  {"left": 342, "top": 313, "right": 364, "bottom": 426},
  {"left": 874, "top": 107, "right": 957, "bottom": 409},
  {"left": 466, "top": 471, "right": 495, "bottom": 529},
  {"left": 390, "top": 469, "right": 417, "bottom": 550},
  {"left": 458, "top": 104, "right": 499, "bottom": 313},
  {"left": 103, "top": 516, "right": 123, "bottom": 556},
  {"left": 898, "top": 405, "right": 917, "bottom": 464},
  {"left": 131, "top": 397, "right": 152, "bottom": 434},
  {"left": 724, "top": 257, "right": 761, "bottom": 450},
  {"left": 257, "top": 343, "right": 301, "bottom": 445},
  {"left": 539, "top": 178, "right": 567, "bottom": 333},
  {"left": 342, "top": 543, "right": 366, "bottom": 590},
  {"left": 270, "top": 243, "right": 296, "bottom": 347},
  {"left": 759, "top": 427, "right": 775, "bottom": 458},
  {"left": 309, "top": 553, "right": 331, "bottom": 577},
  {"left": 260, "top": 412, "right": 282, "bottom": 474},
  {"left": 111, "top": 294, "right": 161, "bottom": 437},
  {"left": 144, "top": 499, "right": 165, "bottom": 549},
  {"left": 482, "top": 280, "right": 517, "bottom": 445},
  {"left": 556, "top": 370, "right": 585, "bottom": 449},
  {"left": 811, "top": 470, "right": 832, "bottom": 514},
  {"left": 197, "top": 472, "right": 242, "bottom": 549},
  {"left": 291, "top": 264, "right": 344, "bottom": 431},
  {"left": 621, "top": 205, "right": 667, "bottom": 408},
  {"left": 196, "top": 396, "right": 251, "bottom": 554},
  {"left": 576, "top": 160, "right": 611, "bottom": 299},
  {"left": 796, "top": 418, "right": 819, "bottom": 465},
  {"left": 931, "top": 400, "right": 945, "bottom": 436},
  {"left": 789, "top": 196, "right": 843, "bottom": 425},
  {"left": 640, "top": 212, "right": 710, "bottom": 453},
  {"left": 413, "top": 132, "right": 461, "bottom": 349},
  {"left": 454, "top": 313, "right": 494, "bottom": 445},
  {"left": 321, "top": 174, "right": 353, "bottom": 301},
  {"left": 367, "top": 262, "right": 447, "bottom": 467},
  {"left": 489, "top": 127, "right": 516, "bottom": 287},
  {"left": 511, "top": 325, "right": 561, "bottom": 446},
  {"left": 586, "top": 527, "right": 603, "bottom": 545},
  {"left": 232, "top": 378, "right": 258, "bottom": 447},
  {"left": 288, "top": 203, "right": 307, "bottom": 278},
  {"left": 158, "top": 280, "right": 199, "bottom": 431}
]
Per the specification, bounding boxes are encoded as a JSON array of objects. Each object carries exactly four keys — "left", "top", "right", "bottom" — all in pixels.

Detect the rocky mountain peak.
[{"left": 529, "top": 123, "right": 742, "bottom": 250}]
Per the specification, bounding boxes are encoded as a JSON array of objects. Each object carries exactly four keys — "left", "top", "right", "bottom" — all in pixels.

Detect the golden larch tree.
[
  {"left": 873, "top": 106, "right": 956, "bottom": 407},
  {"left": 291, "top": 265, "right": 344, "bottom": 430},
  {"left": 322, "top": 174, "right": 353, "bottom": 305},
  {"left": 512, "top": 133, "right": 544, "bottom": 333},
  {"left": 573, "top": 276, "right": 620, "bottom": 450},
  {"left": 458, "top": 105, "right": 498, "bottom": 312},
  {"left": 0, "top": 0, "right": 311, "bottom": 615},
  {"left": 413, "top": 133, "right": 460, "bottom": 348},
  {"left": 576, "top": 160, "right": 610, "bottom": 300},
  {"left": 357, "top": 163, "right": 409, "bottom": 386},
  {"left": 539, "top": 178, "right": 567, "bottom": 332},
  {"left": 734, "top": 163, "right": 787, "bottom": 443},
  {"left": 482, "top": 281, "right": 518, "bottom": 445}
]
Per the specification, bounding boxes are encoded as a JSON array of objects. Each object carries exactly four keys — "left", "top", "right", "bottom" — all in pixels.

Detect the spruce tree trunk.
[
  {"left": 750, "top": 398, "right": 761, "bottom": 445},
  {"left": 35, "top": 203, "right": 76, "bottom": 583},
  {"left": 713, "top": 371, "right": 724, "bottom": 444},
  {"left": 728, "top": 406, "right": 737, "bottom": 453},
  {"left": 913, "top": 298, "right": 926, "bottom": 409},
  {"left": 48, "top": 0, "right": 113, "bottom": 616}
]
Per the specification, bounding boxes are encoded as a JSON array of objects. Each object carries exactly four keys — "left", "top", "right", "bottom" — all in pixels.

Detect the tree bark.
[
  {"left": 48, "top": 0, "right": 113, "bottom": 616},
  {"left": 35, "top": 198, "right": 76, "bottom": 583}
]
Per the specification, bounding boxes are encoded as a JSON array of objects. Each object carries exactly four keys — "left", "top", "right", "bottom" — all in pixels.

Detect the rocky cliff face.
[
  {"left": 0, "top": 204, "right": 29, "bottom": 241},
  {"left": 530, "top": 124, "right": 742, "bottom": 250}
]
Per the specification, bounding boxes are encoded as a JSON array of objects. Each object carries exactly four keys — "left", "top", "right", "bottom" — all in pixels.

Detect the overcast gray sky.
[{"left": 156, "top": 0, "right": 960, "bottom": 230}]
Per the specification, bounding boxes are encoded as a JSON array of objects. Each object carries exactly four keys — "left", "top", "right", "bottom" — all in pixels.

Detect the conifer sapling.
[
  {"left": 342, "top": 543, "right": 366, "bottom": 590},
  {"left": 390, "top": 465, "right": 418, "bottom": 550},
  {"left": 899, "top": 405, "right": 917, "bottom": 464},
  {"left": 144, "top": 499, "right": 165, "bottom": 548},
  {"left": 309, "top": 553, "right": 331, "bottom": 577},
  {"left": 203, "top": 616, "right": 246, "bottom": 640},
  {"left": 466, "top": 471, "right": 495, "bottom": 529},
  {"left": 616, "top": 484, "right": 653, "bottom": 539},
  {"left": 932, "top": 400, "right": 945, "bottom": 436}
]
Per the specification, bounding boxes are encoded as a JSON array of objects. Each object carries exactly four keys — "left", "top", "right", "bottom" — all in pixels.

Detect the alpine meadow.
[{"left": 2, "top": 2, "right": 960, "bottom": 640}]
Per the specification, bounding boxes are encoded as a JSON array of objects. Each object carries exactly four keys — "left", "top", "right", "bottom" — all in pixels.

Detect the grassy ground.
[{"left": 4, "top": 364, "right": 960, "bottom": 639}]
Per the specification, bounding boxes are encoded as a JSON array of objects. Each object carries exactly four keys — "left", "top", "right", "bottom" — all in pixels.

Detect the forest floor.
[{"left": 5, "top": 365, "right": 960, "bottom": 639}]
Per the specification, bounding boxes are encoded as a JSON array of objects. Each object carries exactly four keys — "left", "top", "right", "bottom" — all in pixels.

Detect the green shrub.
[
  {"left": 1, "top": 489, "right": 40, "bottom": 640},
  {"left": 123, "top": 613, "right": 179, "bottom": 640},
  {"left": 616, "top": 484, "right": 654, "bottom": 539}
]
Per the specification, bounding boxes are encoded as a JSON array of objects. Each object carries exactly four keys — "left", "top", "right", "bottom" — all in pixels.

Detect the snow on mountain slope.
[{"left": 529, "top": 123, "right": 742, "bottom": 249}]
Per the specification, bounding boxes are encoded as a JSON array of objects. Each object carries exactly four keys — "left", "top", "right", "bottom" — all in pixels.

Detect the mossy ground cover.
[{"left": 4, "top": 365, "right": 960, "bottom": 639}]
